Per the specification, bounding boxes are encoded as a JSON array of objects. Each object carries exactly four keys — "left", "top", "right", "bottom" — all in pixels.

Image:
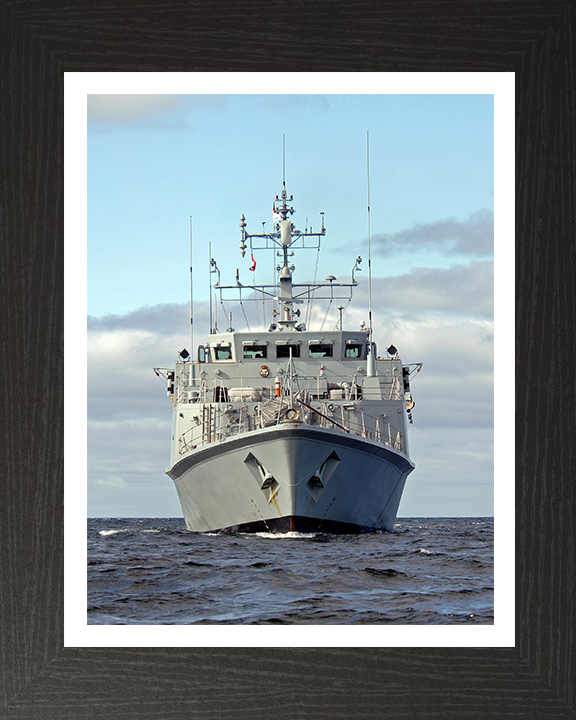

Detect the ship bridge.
[{"left": 195, "top": 331, "right": 369, "bottom": 364}]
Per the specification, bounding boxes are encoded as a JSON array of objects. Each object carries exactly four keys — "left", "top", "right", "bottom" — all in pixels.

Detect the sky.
[{"left": 87, "top": 92, "right": 496, "bottom": 519}]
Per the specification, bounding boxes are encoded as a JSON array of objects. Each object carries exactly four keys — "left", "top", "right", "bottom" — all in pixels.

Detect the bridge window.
[
  {"left": 243, "top": 344, "right": 267, "bottom": 359},
  {"left": 214, "top": 346, "right": 232, "bottom": 360},
  {"left": 276, "top": 344, "right": 300, "bottom": 358},
  {"left": 309, "top": 343, "right": 333, "bottom": 358},
  {"left": 345, "top": 344, "right": 363, "bottom": 358}
]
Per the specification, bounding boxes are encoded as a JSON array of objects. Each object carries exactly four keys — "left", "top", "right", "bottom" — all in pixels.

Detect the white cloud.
[
  {"left": 94, "top": 476, "right": 129, "bottom": 491},
  {"left": 370, "top": 209, "right": 494, "bottom": 257},
  {"left": 334, "top": 260, "right": 493, "bottom": 318},
  {"left": 88, "top": 327, "right": 188, "bottom": 421},
  {"left": 88, "top": 302, "right": 197, "bottom": 336},
  {"left": 88, "top": 416, "right": 178, "bottom": 517},
  {"left": 88, "top": 94, "right": 185, "bottom": 123},
  {"left": 87, "top": 94, "right": 227, "bottom": 126},
  {"left": 399, "top": 427, "right": 494, "bottom": 517}
]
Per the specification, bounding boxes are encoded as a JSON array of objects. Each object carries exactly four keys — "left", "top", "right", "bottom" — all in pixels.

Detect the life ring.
[
  {"left": 285, "top": 408, "right": 299, "bottom": 421},
  {"left": 260, "top": 366, "right": 270, "bottom": 378}
]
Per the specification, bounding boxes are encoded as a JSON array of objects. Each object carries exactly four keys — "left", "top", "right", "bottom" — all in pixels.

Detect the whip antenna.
[
  {"left": 189, "top": 216, "right": 194, "bottom": 353},
  {"left": 208, "top": 241, "right": 213, "bottom": 334},
  {"left": 366, "top": 131, "right": 376, "bottom": 376},
  {"left": 283, "top": 134, "right": 286, "bottom": 186}
]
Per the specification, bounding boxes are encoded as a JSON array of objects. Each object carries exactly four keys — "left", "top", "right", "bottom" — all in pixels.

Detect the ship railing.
[
  {"left": 384, "top": 376, "right": 403, "bottom": 401},
  {"left": 178, "top": 427, "right": 197, "bottom": 455},
  {"left": 176, "top": 377, "right": 209, "bottom": 404},
  {"left": 175, "top": 369, "right": 403, "bottom": 406},
  {"left": 313, "top": 402, "right": 405, "bottom": 452},
  {"left": 358, "top": 415, "right": 403, "bottom": 452},
  {"left": 175, "top": 374, "right": 375, "bottom": 405},
  {"left": 178, "top": 399, "right": 404, "bottom": 455}
]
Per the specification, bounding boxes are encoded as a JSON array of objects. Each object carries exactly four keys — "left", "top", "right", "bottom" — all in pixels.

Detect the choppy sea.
[{"left": 87, "top": 517, "right": 493, "bottom": 625}]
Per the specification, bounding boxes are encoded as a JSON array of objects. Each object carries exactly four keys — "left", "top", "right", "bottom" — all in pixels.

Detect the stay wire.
[{"left": 320, "top": 298, "right": 333, "bottom": 332}]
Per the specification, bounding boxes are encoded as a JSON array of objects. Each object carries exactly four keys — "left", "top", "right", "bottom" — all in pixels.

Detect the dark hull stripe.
[
  {"left": 217, "top": 515, "right": 386, "bottom": 534},
  {"left": 169, "top": 423, "right": 413, "bottom": 479}
]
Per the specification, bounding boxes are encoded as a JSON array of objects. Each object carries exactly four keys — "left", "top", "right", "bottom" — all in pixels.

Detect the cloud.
[
  {"left": 87, "top": 94, "right": 227, "bottom": 126},
  {"left": 88, "top": 327, "right": 188, "bottom": 421},
  {"left": 94, "top": 476, "right": 129, "bottom": 492},
  {"left": 88, "top": 95, "right": 185, "bottom": 124},
  {"left": 335, "top": 260, "right": 493, "bottom": 317},
  {"left": 399, "top": 427, "right": 494, "bottom": 516},
  {"left": 88, "top": 303, "right": 195, "bottom": 335},
  {"left": 88, "top": 416, "right": 179, "bottom": 517},
  {"left": 371, "top": 209, "right": 494, "bottom": 257}
]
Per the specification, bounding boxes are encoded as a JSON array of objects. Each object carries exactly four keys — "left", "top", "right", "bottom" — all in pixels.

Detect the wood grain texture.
[{"left": 1, "top": 0, "right": 574, "bottom": 717}]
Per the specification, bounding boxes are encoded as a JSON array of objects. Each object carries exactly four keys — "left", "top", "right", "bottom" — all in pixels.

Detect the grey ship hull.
[{"left": 168, "top": 423, "right": 414, "bottom": 533}]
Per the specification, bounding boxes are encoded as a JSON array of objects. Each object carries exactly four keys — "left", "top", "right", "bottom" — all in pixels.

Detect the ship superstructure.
[{"left": 155, "top": 182, "right": 421, "bottom": 532}]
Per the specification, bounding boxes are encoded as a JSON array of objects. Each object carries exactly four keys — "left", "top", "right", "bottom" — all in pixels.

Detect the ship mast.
[
  {"left": 228, "top": 180, "right": 357, "bottom": 334},
  {"left": 276, "top": 181, "right": 296, "bottom": 326}
]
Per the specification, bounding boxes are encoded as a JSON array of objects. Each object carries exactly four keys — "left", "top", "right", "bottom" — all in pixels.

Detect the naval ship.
[{"left": 154, "top": 182, "right": 421, "bottom": 533}]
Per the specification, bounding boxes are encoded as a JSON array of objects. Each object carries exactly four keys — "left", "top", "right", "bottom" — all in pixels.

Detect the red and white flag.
[
  {"left": 249, "top": 254, "right": 256, "bottom": 271},
  {"left": 273, "top": 208, "right": 281, "bottom": 222}
]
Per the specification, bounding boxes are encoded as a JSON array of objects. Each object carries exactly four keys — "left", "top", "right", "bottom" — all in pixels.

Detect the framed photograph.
[{"left": 2, "top": 3, "right": 573, "bottom": 717}]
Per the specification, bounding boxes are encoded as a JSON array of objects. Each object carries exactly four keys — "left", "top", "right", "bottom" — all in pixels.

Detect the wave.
[
  {"left": 250, "top": 531, "right": 315, "bottom": 540},
  {"left": 364, "top": 567, "right": 407, "bottom": 578},
  {"left": 98, "top": 529, "right": 130, "bottom": 536}
]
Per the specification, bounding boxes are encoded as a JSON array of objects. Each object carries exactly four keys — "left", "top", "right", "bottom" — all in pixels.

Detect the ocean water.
[{"left": 87, "top": 517, "right": 493, "bottom": 625}]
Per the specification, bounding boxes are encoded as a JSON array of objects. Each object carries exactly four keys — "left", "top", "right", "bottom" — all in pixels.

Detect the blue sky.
[
  {"left": 87, "top": 91, "right": 496, "bottom": 519},
  {"left": 88, "top": 94, "right": 493, "bottom": 316}
]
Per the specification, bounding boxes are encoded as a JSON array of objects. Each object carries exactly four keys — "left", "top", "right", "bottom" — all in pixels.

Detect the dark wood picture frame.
[{"left": 1, "top": 2, "right": 574, "bottom": 717}]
